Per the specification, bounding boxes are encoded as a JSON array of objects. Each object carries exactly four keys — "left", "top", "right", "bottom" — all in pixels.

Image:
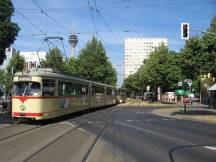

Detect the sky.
[{"left": 11, "top": 0, "right": 216, "bottom": 87}]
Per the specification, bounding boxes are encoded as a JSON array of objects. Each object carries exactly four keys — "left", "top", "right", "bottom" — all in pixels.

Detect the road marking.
[
  {"left": 145, "top": 119, "right": 152, "bottom": 122},
  {"left": 95, "top": 121, "right": 104, "bottom": 124},
  {"left": 60, "top": 122, "right": 75, "bottom": 126},
  {"left": 88, "top": 121, "right": 93, "bottom": 124},
  {"left": 204, "top": 146, "right": 216, "bottom": 151},
  {"left": 162, "top": 119, "right": 169, "bottom": 121},
  {"left": 126, "top": 120, "right": 133, "bottom": 122},
  {"left": 78, "top": 128, "right": 88, "bottom": 134},
  {"left": 135, "top": 112, "right": 146, "bottom": 114},
  {"left": 115, "top": 121, "right": 194, "bottom": 145}
]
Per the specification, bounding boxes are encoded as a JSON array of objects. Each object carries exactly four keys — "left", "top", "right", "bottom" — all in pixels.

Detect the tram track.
[
  {"left": 82, "top": 119, "right": 114, "bottom": 162},
  {"left": 81, "top": 107, "right": 121, "bottom": 162},
  {"left": 0, "top": 124, "right": 45, "bottom": 143},
  {"left": 23, "top": 107, "right": 121, "bottom": 162},
  {"left": 23, "top": 121, "right": 88, "bottom": 162}
]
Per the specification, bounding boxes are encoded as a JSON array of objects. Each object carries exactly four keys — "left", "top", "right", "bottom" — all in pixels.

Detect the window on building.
[{"left": 29, "top": 61, "right": 36, "bottom": 69}]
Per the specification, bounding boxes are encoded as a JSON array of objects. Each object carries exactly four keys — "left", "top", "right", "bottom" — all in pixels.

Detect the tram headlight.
[{"left": 20, "top": 105, "right": 26, "bottom": 111}]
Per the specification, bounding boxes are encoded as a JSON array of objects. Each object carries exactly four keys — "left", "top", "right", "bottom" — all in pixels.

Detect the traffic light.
[{"left": 181, "top": 23, "right": 189, "bottom": 40}]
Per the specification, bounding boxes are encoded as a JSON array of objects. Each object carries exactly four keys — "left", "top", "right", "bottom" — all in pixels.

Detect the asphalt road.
[{"left": 0, "top": 105, "right": 216, "bottom": 162}]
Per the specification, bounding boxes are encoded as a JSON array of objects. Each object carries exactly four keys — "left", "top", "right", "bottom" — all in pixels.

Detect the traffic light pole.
[{"left": 190, "top": 29, "right": 216, "bottom": 36}]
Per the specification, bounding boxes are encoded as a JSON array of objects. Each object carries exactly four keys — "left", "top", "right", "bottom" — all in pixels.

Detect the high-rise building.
[{"left": 124, "top": 38, "right": 168, "bottom": 78}]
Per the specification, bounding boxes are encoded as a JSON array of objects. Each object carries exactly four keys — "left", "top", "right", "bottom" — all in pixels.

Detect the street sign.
[
  {"left": 184, "top": 79, "right": 192, "bottom": 83},
  {"left": 188, "top": 83, "right": 192, "bottom": 87},
  {"left": 175, "top": 89, "right": 189, "bottom": 96},
  {"left": 178, "top": 82, "right": 183, "bottom": 87}
]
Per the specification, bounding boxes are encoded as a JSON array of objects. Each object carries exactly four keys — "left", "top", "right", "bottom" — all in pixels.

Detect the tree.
[
  {"left": 202, "top": 16, "right": 216, "bottom": 78},
  {"left": 64, "top": 57, "right": 77, "bottom": 76},
  {"left": 40, "top": 47, "right": 66, "bottom": 72},
  {"left": 139, "top": 45, "right": 183, "bottom": 93},
  {"left": 179, "top": 16, "right": 216, "bottom": 95},
  {"left": 124, "top": 73, "right": 141, "bottom": 97},
  {"left": 5, "top": 52, "right": 25, "bottom": 94},
  {"left": 124, "top": 44, "right": 184, "bottom": 99},
  {"left": 76, "top": 37, "right": 117, "bottom": 85},
  {"left": 6, "top": 51, "right": 25, "bottom": 74},
  {"left": 0, "top": 0, "right": 20, "bottom": 65},
  {"left": 179, "top": 36, "right": 205, "bottom": 80}
]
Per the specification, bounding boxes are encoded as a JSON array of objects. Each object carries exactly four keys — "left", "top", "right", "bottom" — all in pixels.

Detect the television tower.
[{"left": 68, "top": 26, "right": 78, "bottom": 58}]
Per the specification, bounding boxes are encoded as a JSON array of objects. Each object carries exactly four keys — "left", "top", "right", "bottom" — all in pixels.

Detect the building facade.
[
  {"left": 20, "top": 51, "right": 46, "bottom": 69},
  {"left": 124, "top": 38, "right": 168, "bottom": 78}
]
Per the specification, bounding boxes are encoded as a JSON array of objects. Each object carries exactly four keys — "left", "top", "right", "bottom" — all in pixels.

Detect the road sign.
[
  {"left": 184, "top": 79, "right": 192, "bottom": 83},
  {"left": 188, "top": 83, "right": 192, "bottom": 87},
  {"left": 175, "top": 89, "right": 189, "bottom": 96},
  {"left": 178, "top": 82, "right": 183, "bottom": 87}
]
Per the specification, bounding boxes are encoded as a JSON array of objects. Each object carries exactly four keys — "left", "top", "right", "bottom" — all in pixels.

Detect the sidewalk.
[
  {"left": 0, "top": 107, "right": 13, "bottom": 125},
  {"left": 153, "top": 102, "right": 216, "bottom": 124}
]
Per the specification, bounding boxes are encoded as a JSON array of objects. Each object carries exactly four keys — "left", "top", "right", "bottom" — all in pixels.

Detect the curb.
[{"left": 152, "top": 107, "right": 216, "bottom": 125}]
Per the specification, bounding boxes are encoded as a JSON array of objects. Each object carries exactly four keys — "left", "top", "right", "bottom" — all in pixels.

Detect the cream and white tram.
[{"left": 12, "top": 68, "right": 117, "bottom": 120}]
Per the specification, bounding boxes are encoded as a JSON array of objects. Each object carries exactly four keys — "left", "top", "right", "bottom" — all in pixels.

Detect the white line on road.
[
  {"left": 60, "top": 122, "right": 75, "bottom": 127},
  {"left": 115, "top": 121, "right": 194, "bottom": 145},
  {"left": 135, "top": 120, "right": 141, "bottom": 122},
  {"left": 78, "top": 128, "right": 89, "bottom": 134},
  {"left": 145, "top": 119, "right": 152, "bottom": 122},
  {"left": 162, "top": 119, "right": 169, "bottom": 121},
  {"left": 204, "top": 146, "right": 216, "bottom": 151}
]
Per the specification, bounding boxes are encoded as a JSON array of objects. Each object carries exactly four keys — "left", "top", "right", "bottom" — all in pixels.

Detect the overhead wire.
[
  {"left": 86, "top": 0, "right": 99, "bottom": 35},
  {"left": 15, "top": 8, "right": 46, "bottom": 35},
  {"left": 92, "top": 0, "right": 124, "bottom": 61},
  {"left": 32, "top": 0, "right": 70, "bottom": 33}
]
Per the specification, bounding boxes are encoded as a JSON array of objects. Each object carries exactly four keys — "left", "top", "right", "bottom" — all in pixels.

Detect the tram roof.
[{"left": 14, "top": 68, "right": 116, "bottom": 88}]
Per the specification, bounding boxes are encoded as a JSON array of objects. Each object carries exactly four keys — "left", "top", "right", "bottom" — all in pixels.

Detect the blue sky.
[{"left": 11, "top": 0, "right": 216, "bottom": 87}]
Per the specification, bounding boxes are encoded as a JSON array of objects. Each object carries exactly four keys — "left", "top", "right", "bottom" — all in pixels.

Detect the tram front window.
[{"left": 13, "top": 82, "right": 41, "bottom": 96}]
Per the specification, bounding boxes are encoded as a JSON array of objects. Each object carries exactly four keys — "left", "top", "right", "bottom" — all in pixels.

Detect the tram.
[
  {"left": 117, "top": 88, "right": 127, "bottom": 103},
  {"left": 12, "top": 68, "right": 117, "bottom": 120}
]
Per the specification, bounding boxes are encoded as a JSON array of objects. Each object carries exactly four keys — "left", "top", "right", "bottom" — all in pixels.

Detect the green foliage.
[
  {"left": 0, "top": 0, "right": 20, "bottom": 65},
  {"left": 123, "top": 44, "right": 184, "bottom": 98},
  {"left": 124, "top": 73, "right": 140, "bottom": 93},
  {"left": 202, "top": 16, "right": 216, "bottom": 78},
  {"left": 6, "top": 51, "right": 25, "bottom": 74},
  {"left": 76, "top": 37, "right": 117, "bottom": 85},
  {"left": 139, "top": 45, "right": 183, "bottom": 92},
  {"left": 40, "top": 47, "right": 66, "bottom": 72},
  {"left": 179, "top": 16, "right": 216, "bottom": 94},
  {"left": 179, "top": 36, "right": 206, "bottom": 80},
  {"left": 4, "top": 52, "right": 25, "bottom": 94},
  {"left": 64, "top": 57, "right": 77, "bottom": 76}
]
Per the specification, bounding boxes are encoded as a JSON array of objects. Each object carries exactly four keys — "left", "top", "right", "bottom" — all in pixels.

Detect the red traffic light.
[{"left": 181, "top": 23, "right": 190, "bottom": 40}]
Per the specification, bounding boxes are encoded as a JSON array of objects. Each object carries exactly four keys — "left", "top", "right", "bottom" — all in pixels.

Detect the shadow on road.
[
  {"left": 171, "top": 110, "right": 216, "bottom": 116},
  {"left": 0, "top": 105, "right": 115, "bottom": 126},
  {"left": 169, "top": 143, "right": 216, "bottom": 162}
]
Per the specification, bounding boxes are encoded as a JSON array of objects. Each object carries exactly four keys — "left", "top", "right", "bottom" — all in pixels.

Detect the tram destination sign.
[{"left": 18, "top": 76, "right": 32, "bottom": 81}]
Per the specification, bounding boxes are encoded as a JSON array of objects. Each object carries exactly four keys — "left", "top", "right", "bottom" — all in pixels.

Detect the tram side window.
[
  {"left": 58, "top": 81, "right": 66, "bottom": 96},
  {"left": 92, "top": 86, "right": 104, "bottom": 96},
  {"left": 81, "top": 85, "right": 88, "bottom": 95},
  {"left": 64, "top": 82, "right": 81, "bottom": 96},
  {"left": 107, "top": 88, "right": 116, "bottom": 96},
  {"left": 43, "top": 79, "right": 56, "bottom": 96}
]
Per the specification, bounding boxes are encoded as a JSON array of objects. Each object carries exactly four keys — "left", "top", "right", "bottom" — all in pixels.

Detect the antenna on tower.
[{"left": 68, "top": 25, "right": 78, "bottom": 58}]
